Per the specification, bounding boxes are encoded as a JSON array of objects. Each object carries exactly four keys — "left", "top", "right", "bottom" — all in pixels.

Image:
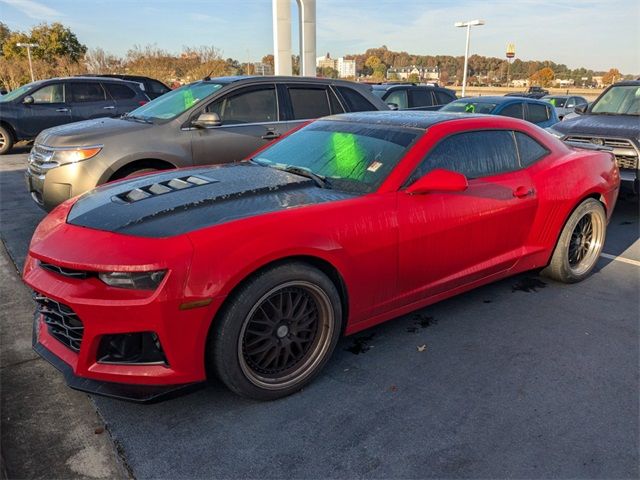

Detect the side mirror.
[
  {"left": 192, "top": 112, "right": 221, "bottom": 129},
  {"left": 387, "top": 102, "right": 399, "bottom": 111},
  {"left": 23, "top": 95, "right": 34, "bottom": 105},
  {"left": 574, "top": 104, "right": 587, "bottom": 115},
  {"left": 406, "top": 169, "right": 468, "bottom": 195}
]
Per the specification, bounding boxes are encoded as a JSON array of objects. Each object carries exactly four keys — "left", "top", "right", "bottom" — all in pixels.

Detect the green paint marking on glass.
[
  {"left": 549, "top": 98, "right": 557, "bottom": 106},
  {"left": 465, "top": 103, "right": 475, "bottom": 113},
  {"left": 331, "top": 132, "right": 365, "bottom": 180},
  {"left": 183, "top": 89, "right": 196, "bottom": 110}
]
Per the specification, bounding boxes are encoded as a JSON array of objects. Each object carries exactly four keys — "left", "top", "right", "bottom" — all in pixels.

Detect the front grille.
[
  {"left": 28, "top": 144, "right": 58, "bottom": 176},
  {"left": 566, "top": 136, "right": 639, "bottom": 170},
  {"left": 39, "top": 261, "right": 92, "bottom": 279},
  {"left": 33, "top": 292, "right": 84, "bottom": 352}
]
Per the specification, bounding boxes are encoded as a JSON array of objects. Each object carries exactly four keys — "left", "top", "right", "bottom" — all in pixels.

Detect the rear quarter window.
[
  {"left": 515, "top": 132, "right": 549, "bottom": 167},
  {"left": 336, "top": 86, "right": 377, "bottom": 112}
]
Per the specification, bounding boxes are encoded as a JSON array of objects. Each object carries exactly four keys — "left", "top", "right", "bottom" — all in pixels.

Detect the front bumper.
[{"left": 32, "top": 314, "right": 203, "bottom": 403}]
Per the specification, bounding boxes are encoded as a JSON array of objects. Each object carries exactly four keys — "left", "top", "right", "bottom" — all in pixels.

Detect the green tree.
[
  {"left": 0, "top": 22, "right": 10, "bottom": 55},
  {"left": 3, "top": 22, "right": 86, "bottom": 61}
]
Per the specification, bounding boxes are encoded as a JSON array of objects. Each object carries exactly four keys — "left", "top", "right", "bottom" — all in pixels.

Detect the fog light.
[{"left": 97, "top": 332, "right": 168, "bottom": 365}]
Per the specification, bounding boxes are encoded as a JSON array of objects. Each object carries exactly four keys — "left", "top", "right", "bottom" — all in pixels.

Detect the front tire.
[
  {"left": 0, "top": 125, "right": 14, "bottom": 155},
  {"left": 209, "top": 262, "right": 343, "bottom": 400},
  {"left": 542, "top": 198, "right": 606, "bottom": 283}
]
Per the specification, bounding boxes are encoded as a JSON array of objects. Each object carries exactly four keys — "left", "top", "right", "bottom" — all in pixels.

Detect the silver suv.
[{"left": 26, "top": 76, "right": 388, "bottom": 210}]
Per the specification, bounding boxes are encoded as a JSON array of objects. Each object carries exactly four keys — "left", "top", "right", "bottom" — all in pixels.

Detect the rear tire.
[
  {"left": 542, "top": 198, "right": 606, "bottom": 283},
  {"left": 0, "top": 125, "right": 14, "bottom": 155},
  {"left": 208, "top": 262, "right": 343, "bottom": 400}
]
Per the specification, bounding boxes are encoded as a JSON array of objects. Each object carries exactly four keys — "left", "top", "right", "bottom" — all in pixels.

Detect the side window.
[
  {"left": 576, "top": 97, "right": 588, "bottom": 107},
  {"left": 500, "top": 102, "right": 524, "bottom": 119},
  {"left": 515, "top": 132, "right": 549, "bottom": 167},
  {"left": 30, "top": 84, "right": 64, "bottom": 104},
  {"left": 149, "top": 80, "right": 170, "bottom": 95},
  {"left": 410, "top": 88, "right": 433, "bottom": 107},
  {"left": 526, "top": 103, "right": 550, "bottom": 123},
  {"left": 384, "top": 89, "right": 408, "bottom": 109},
  {"left": 104, "top": 83, "right": 136, "bottom": 100},
  {"left": 565, "top": 97, "right": 576, "bottom": 108},
  {"left": 288, "top": 87, "right": 330, "bottom": 119},
  {"left": 68, "top": 82, "right": 106, "bottom": 103},
  {"left": 336, "top": 86, "right": 376, "bottom": 112},
  {"left": 410, "top": 130, "right": 519, "bottom": 182},
  {"left": 208, "top": 86, "right": 277, "bottom": 124},
  {"left": 434, "top": 90, "right": 455, "bottom": 105},
  {"left": 328, "top": 88, "right": 344, "bottom": 114}
]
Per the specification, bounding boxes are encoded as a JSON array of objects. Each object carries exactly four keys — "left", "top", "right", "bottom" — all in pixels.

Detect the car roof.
[
  {"left": 611, "top": 80, "right": 640, "bottom": 86},
  {"left": 200, "top": 75, "right": 369, "bottom": 87},
  {"left": 371, "top": 83, "right": 446, "bottom": 91},
  {"left": 454, "top": 96, "right": 548, "bottom": 105},
  {"left": 543, "top": 94, "right": 571, "bottom": 99},
  {"left": 321, "top": 110, "right": 484, "bottom": 130}
]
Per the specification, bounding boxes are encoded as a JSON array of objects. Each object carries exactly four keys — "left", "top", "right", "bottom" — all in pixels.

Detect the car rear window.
[
  {"left": 104, "top": 83, "right": 137, "bottom": 100},
  {"left": 336, "top": 86, "right": 377, "bottom": 112},
  {"left": 289, "top": 87, "right": 331, "bottom": 119}
]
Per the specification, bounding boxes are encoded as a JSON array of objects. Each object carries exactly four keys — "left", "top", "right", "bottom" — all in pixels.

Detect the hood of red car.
[{"left": 66, "top": 163, "right": 356, "bottom": 238}]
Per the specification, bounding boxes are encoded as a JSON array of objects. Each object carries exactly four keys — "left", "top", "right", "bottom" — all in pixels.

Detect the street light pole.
[
  {"left": 16, "top": 43, "right": 39, "bottom": 82},
  {"left": 454, "top": 20, "right": 485, "bottom": 97}
]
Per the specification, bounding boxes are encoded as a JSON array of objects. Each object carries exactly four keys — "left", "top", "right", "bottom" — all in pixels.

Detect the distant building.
[
  {"left": 386, "top": 65, "right": 439, "bottom": 82},
  {"left": 553, "top": 78, "right": 575, "bottom": 87},
  {"left": 316, "top": 53, "right": 336, "bottom": 70},
  {"left": 336, "top": 57, "right": 356, "bottom": 78},
  {"left": 511, "top": 79, "right": 530, "bottom": 88}
]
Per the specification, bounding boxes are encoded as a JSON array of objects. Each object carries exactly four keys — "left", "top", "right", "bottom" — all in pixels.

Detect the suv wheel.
[{"left": 0, "top": 125, "right": 14, "bottom": 155}]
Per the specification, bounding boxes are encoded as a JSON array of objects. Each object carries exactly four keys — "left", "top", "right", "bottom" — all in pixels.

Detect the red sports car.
[{"left": 23, "top": 111, "right": 620, "bottom": 401}]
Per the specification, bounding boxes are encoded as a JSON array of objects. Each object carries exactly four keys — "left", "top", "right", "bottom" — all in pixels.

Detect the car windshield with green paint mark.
[
  {"left": 252, "top": 120, "right": 419, "bottom": 193},
  {"left": 125, "top": 82, "right": 224, "bottom": 123}
]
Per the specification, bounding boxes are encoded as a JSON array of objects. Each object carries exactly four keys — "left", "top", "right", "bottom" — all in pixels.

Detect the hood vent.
[{"left": 113, "top": 175, "right": 218, "bottom": 204}]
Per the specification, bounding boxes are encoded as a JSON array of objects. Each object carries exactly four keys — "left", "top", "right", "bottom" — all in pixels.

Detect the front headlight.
[
  {"left": 51, "top": 146, "right": 102, "bottom": 165},
  {"left": 545, "top": 127, "right": 564, "bottom": 139},
  {"left": 98, "top": 270, "right": 166, "bottom": 290}
]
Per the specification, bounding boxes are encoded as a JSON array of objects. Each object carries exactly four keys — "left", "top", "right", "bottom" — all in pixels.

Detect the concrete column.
[
  {"left": 297, "top": 0, "right": 316, "bottom": 77},
  {"left": 272, "top": 0, "right": 292, "bottom": 75}
]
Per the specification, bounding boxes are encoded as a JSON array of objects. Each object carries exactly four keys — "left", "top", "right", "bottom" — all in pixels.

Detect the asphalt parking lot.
[{"left": 1, "top": 149, "right": 638, "bottom": 478}]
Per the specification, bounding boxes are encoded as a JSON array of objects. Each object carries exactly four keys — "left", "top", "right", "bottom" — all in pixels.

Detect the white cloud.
[{"left": 0, "top": 0, "right": 63, "bottom": 19}]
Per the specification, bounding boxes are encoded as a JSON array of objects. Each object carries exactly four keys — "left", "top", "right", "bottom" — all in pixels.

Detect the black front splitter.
[{"left": 32, "top": 341, "right": 204, "bottom": 404}]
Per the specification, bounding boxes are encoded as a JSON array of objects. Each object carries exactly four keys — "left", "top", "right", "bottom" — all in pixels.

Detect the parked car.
[
  {"left": 25, "top": 76, "right": 388, "bottom": 211},
  {"left": 547, "top": 80, "right": 640, "bottom": 192},
  {"left": 0, "top": 77, "right": 149, "bottom": 155},
  {"left": 505, "top": 86, "right": 550, "bottom": 99},
  {"left": 82, "top": 74, "right": 171, "bottom": 99},
  {"left": 440, "top": 96, "right": 559, "bottom": 128},
  {"left": 24, "top": 111, "right": 619, "bottom": 402},
  {"left": 541, "top": 95, "right": 588, "bottom": 120},
  {"left": 371, "top": 83, "right": 456, "bottom": 110}
]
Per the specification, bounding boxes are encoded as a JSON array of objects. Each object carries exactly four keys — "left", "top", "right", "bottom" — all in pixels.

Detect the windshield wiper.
[
  {"left": 122, "top": 114, "right": 153, "bottom": 124},
  {"left": 250, "top": 159, "right": 329, "bottom": 188}
]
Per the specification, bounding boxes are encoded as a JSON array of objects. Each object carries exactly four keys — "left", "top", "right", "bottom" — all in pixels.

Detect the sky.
[{"left": 1, "top": 0, "right": 639, "bottom": 73}]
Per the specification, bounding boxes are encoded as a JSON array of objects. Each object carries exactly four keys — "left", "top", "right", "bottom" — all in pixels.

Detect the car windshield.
[
  {"left": 544, "top": 97, "right": 567, "bottom": 107},
  {"left": 125, "top": 82, "right": 224, "bottom": 121},
  {"left": 441, "top": 100, "right": 497, "bottom": 114},
  {"left": 0, "top": 83, "right": 36, "bottom": 102},
  {"left": 591, "top": 85, "right": 640, "bottom": 115},
  {"left": 252, "top": 120, "right": 419, "bottom": 193}
]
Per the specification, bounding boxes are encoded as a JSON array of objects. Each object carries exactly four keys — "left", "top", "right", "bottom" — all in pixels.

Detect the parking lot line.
[{"left": 600, "top": 252, "right": 640, "bottom": 267}]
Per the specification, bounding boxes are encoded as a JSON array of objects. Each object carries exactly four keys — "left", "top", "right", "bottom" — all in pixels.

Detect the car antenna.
[{"left": 203, "top": 70, "right": 214, "bottom": 81}]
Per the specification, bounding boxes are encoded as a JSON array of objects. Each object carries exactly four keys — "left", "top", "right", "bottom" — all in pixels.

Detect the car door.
[
  {"left": 282, "top": 83, "right": 344, "bottom": 131},
  {"left": 408, "top": 87, "right": 437, "bottom": 111},
  {"left": 103, "top": 82, "right": 141, "bottom": 116},
  {"left": 67, "top": 81, "right": 116, "bottom": 122},
  {"left": 190, "top": 84, "right": 284, "bottom": 165},
  {"left": 396, "top": 129, "right": 538, "bottom": 303},
  {"left": 18, "top": 82, "right": 71, "bottom": 137}
]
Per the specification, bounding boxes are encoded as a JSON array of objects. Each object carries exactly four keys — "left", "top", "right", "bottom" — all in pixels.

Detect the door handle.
[
  {"left": 261, "top": 131, "right": 281, "bottom": 140},
  {"left": 55, "top": 108, "right": 69, "bottom": 112},
  {"left": 103, "top": 106, "right": 115, "bottom": 110},
  {"left": 513, "top": 186, "right": 534, "bottom": 198}
]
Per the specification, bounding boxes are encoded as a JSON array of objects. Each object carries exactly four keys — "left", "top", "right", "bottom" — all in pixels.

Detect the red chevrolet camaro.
[{"left": 23, "top": 111, "right": 619, "bottom": 401}]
